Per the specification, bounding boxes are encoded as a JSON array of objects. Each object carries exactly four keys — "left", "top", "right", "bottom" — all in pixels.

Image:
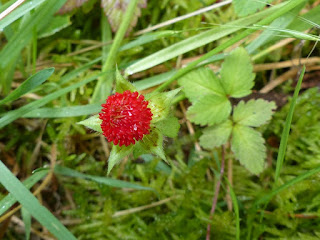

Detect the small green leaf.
[
  {"left": 233, "top": 99, "right": 276, "bottom": 127},
  {"left": 77, "top": 115, "right": 102, "bottom": 133},
  {"left": 187, "top": 95, "right": 231, "bottom": 126},
  {"left": 233, "top": 0, "right": 272, "bottom": 17},
  {"left": 108, "top": 144, "right": 134, "bottom": 174},
  {"left": 178, "top": 67, "right": 225, "bottom": 102},
  {"left": 200, "top": 120, "right": 233, "bottom": 149},
  {"left": 133, "top": 129, "right": 166, "bottom": 161},
  {"left": 0, "top": 68, "right": 54, "bottom": 105},
  {"left": 231, "top": 125, "right": 266, "bottom": 175},
  {"left": 115, "top": 68, "right": 137, "bottom": 93},
  {"left": 220, "top": 47, "right": 255, "bottom": 98},
  {"left": 155, "top": 116, "right": 180, "bottom": 138},
  {"left": 147, "top": 88, "right": 181, "bottom": 123}
]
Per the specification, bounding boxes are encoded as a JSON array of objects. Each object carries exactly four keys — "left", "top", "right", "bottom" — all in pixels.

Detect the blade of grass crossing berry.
[
  {"left": 21, "top": 207, "right": 31, "bottom": 240},
  {"left": 0, "top": 68, "right": 54, "bottom": 105},
  {"left": 91, "top": 0, "right": 139, "bottom": 103},
  {"left": 0, "top": 72, "right": 105, "bottom": 129},
  {"left": 22, "top": 70, "right": 180, "bottom": 119},
  {"left": 274, "top": 66, "right": 305, "bottom": 185},
  {"left": 225, "top": 179, "right": 240, "bottom": 240},
  {"left": 54, "top": 165, "right": 157, "bottom": 194},
  {"left": 0, "top": 162, "right": 76, "bottom": 240},
  {"left": 154, "top": 0, "right": 307, "bottom": 92},
  {"left": 0, "top": 0, "right": 47, "bottom": 30},
  {"left": 0, "top": 169, "right": 49, "bottom": 216}
]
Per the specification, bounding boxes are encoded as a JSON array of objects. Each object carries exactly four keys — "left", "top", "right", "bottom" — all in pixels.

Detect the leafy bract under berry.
[{"left": 99, "top": 90, "right": 153, "bottom": 147}]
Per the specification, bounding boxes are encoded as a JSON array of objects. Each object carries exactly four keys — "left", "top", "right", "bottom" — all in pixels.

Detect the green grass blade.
[
  {"left": 21, "top": 207, "right": 31, "bottom": 240},
  {"left": 0, "top": 169, "right": 49, "bottom": 216},
  {"left": 0, "top": 0, "right": 67, "bottom": 69},
  {"left": 274, "top": 66, "right": 305, "bottom": 185},
  {"left": 58, "top": 57, "right": 102, "bottom": 85},
  {"left": 125, "top": 3, "right": 284, "bottom": 75},
  {"left": 54, "top": 165, "right": 156, "bottom": 193},
  {"left": 0, "top": 0, "right": 47, "bottom": 30},
  {"left": 257, "top": 164, "right": 320, "bottom": 207},
  {"left": 246, "top": 3, "right": 304, "bottom": 53},
  {"left": 254, "top": 24, "right": 320, "bottom": 41},
  {"left": 0, "top": 161, "right": 76, "bottom": 240},
  {"left": 0, "top": 68, "right": 54, "bottom": 105},
  {"left": 133, "top": 70, "right": 177, "bottom": 90},
  {"left": 154, "top": 0, "right": 306, "bottom": 92},
  {"left": 0, "top": 0, "right": 15, "bottom": 13},
  {"left": 0, "top": 72, "right": 105, "bottom": 129},
  {"left": 225, "top": 179, "right": 240, "bottom": 240},
  {"left": 23, "top": 104, "right": 102, "bottom": 118}
]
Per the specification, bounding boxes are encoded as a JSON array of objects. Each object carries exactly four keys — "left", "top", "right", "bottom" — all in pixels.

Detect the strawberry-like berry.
[{"left": 99, "top": 90, "right": 153, "bottom": 146}]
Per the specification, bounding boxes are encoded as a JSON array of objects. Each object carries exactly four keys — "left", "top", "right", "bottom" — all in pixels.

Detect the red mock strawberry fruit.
[{"left": 99, "top": 90, "right": 153, "bottom": 147}]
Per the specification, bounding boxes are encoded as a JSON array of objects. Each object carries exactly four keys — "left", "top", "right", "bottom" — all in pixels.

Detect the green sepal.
[
  {"left": 133, "top": 129, "right": 166, "bottom": 162},
  {"left": 155, "top": 116, "right": 180, "bottom": 138},
  {"left": 115, "top": 68, "right": 137, "bottom": 93},
  {"left": 108, "top": 144, "right": 134, "bottom": 174},
  {"left": 77, "top": 115, "right": 102, "bottom": 133},
  {"left": 146, "top": 88, "right": 181, "bottom": 123}
]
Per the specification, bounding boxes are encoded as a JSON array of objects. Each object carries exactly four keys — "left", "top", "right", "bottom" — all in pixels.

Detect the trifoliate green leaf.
[
  {"left": 108, "top": 144, "right": 134, "bottom": 174},
  {"left": 115, "top": 68, "right": 137, "bottom": 93},
  {"left": 233, "top": 99, "right": 276, "bottom": 127},
  {"left": 187, "top": 95, "right": 231, "bottom": 126},
  {"left": 178, "top": 67, "right": 225, "bottom": 102},
  {"left": 133, "top": 129, "right": 166, "bottom": 161},
  {"left": 147, "top": 88, "right": 181, "bottom": 123},
  {"left": 233, "top": 0, "right": 272, "bottom": 17},
  {"left": 200, "top": 120, "right": 233, "bottom": 149},
  {"left": 231, "top": 125, "right": 266, "bottom": 175},
  {"left": 77, "top": 115, "right": 102, "bottom": 133},
  {"left": 220, "top": 47, "right": 255, "bottom": 98},
  {"left": 155, "top": 116, "right": 180, "bottom": 138}
]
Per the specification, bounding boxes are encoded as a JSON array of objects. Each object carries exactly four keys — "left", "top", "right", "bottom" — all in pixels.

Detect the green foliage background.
[{"left": 0, "top": 0, "right": 320, "bottom": 239}]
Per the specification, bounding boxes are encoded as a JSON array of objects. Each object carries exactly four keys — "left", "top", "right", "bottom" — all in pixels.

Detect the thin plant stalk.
[
  {"left": 206, "top": 145, "right": 225, "bottom": 240},
  {"left": 226, "top": 158, "right": 233, "bottom": 211}
]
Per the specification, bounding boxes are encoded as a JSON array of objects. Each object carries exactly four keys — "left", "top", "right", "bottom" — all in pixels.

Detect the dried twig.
[{"left": 206, "top": 145, "right": 225, "bottom": 240}]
